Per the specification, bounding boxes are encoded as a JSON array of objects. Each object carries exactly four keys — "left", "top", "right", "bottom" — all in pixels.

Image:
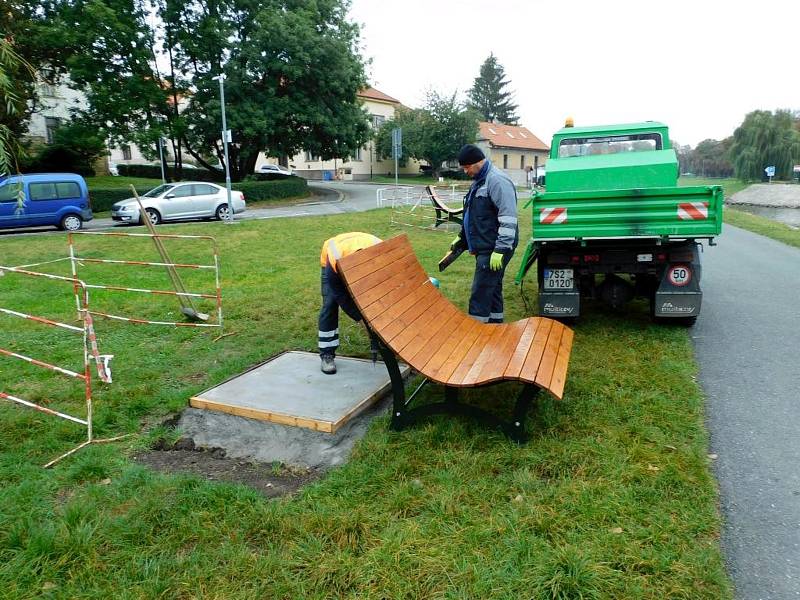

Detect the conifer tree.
[{"left": 467, "top": 53, "right": 519, "bottom": 125}]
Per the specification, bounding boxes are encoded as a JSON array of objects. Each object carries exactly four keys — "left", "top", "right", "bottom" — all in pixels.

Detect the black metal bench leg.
[
  {"left": 505, "top": 384, "right": 539, "bottom": 443},
  {"left": 368, "top": 329, "right": 408, "bottom": 431}
]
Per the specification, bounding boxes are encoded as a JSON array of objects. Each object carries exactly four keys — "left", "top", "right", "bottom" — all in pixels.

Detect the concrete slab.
[{"left": 189, "top": 351, "right": 409, "bottom": 434}]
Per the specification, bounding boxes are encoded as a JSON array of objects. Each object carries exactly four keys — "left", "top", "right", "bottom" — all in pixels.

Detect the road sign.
[
  {"left": 765, "top": 165, "right": 776, "bottom": 177},
  {"left": 392, "top": 128, "right": 402, "bottom": 159},
  {"left": 224, "top": 129, "right": 232, "bottom": 143}
]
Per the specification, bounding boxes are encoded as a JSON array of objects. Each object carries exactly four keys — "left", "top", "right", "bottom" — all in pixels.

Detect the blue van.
[{"left": 0, "top": 173, "right": 93, "bottom": 231}]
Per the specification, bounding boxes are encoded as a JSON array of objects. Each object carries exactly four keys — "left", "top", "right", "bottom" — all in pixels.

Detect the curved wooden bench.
[
  {"left": 337, "top": 234, "right": 573, "bottom": 441},
  {"left": 425, "top": 185, "right": 464, "bottom": 228}
]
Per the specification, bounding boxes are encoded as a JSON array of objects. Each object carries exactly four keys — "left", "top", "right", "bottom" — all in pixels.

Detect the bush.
[
  {"left": 87, "top": 177, "right": 308, "bottom": 212},
  {"left": 118, "top": 163, "right": 224, "bottom": 182},
  {"left": 88, "top": 187, "right": 149, "bottom": 212},
  {"left": 439, "top": 169, "right": 470, "bottom": 180},
  {"left": 236, "top": 177, "right": 307, "bottom": 201}
]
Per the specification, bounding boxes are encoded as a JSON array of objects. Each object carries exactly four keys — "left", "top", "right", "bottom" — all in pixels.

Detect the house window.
[
  {"left": 503, "top": 154, "right": 508, "bottom": 169},
  {"left": 520, "top": 155, "right": 525, "bottom": 169},
  {"left": 45, "top": 117, "right": 61, "bottom": 144},
  {"left": 352, "top": 147, "right": 362, "bottom": 161},
  {"left": 305, "top": 151, "right": 320, "bottom": 162},
  {"left": 371, "top": 114, "right": 385, "bottom": 130},
  {"left": 122, "top": 145, "right": 132, "bottom": 160}
]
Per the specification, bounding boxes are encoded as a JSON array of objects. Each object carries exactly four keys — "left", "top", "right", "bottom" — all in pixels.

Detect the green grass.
[
  {"left": 724, "top": 207, "right": 800, "bottom": 249},
  {"left": 0, "top": 207, "right": 731, "bottom": 598}
]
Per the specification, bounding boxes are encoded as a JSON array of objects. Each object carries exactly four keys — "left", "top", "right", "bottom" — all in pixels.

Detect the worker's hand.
[
  {"left": 450, "top": 236, "right": 462, "bottom": 251},
  {"left": 489, "top": 252, "right": 504, "bottom": 271}
]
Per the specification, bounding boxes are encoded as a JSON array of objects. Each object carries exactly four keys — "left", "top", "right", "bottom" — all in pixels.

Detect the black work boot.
[{"left": 320, "top": 354, "right": 337, "bottom": 375}]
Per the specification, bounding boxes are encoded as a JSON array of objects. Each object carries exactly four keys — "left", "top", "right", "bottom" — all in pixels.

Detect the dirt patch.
[{"left": 133, "top": 439, "right": 321, "bottom": 498}]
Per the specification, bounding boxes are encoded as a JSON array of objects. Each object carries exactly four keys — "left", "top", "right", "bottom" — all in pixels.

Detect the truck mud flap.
[
  {"left": 654, "top": 291, "right": 701, "bottom": 318},
  {"left": 539, "top": 292, "right": 580, "bottom": 317}
]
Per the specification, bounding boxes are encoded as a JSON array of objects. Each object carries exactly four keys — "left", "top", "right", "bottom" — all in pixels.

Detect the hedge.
[{"left": 88, "top": 178, "right": 308, "bottom": 212}]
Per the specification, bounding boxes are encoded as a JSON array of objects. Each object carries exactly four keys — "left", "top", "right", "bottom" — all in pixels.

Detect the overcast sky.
[{"left": 348, "top": 0, "right": 797, "bottom": 148}]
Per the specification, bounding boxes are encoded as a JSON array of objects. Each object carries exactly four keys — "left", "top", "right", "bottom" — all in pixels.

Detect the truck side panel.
[{"left": 532, "top": 185, "right": 723, "bottom": 240}]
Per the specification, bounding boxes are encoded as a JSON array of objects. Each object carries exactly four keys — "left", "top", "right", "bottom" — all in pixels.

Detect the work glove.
[
  {"left": 489, "top": 252, "right": 504, "bottom": 271},
  {"left": 450, "top": 236, "right": 462, "bottom": 251}
]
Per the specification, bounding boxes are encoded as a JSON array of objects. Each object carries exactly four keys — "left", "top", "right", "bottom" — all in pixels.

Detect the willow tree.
[{"left": 729, "top": 109, "right": 800, "bottom": 181}]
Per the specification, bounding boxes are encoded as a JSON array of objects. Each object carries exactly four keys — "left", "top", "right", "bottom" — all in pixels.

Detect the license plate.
[{"left": 543, "top": 268, "right": 573, "bottom": 289}]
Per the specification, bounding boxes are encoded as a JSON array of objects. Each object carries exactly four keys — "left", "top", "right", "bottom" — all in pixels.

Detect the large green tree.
[
  {"left": 729, "top": 109, "right": 800, "bottom": 181},
  {"left": 467, "top": 53, "right": 519, "bottom": 125},
  {"left": 375, "top": 91, "right": 479, "bottom": 178},
  {"left": 1, "top": 1, "right": 69, "bottom": 169},
  {"left": 58, "top": 0, "right": 370, "bottom": 181}
]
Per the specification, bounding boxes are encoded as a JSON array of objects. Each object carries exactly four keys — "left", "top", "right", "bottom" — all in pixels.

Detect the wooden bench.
[
  {"left": 337, "top": 234, "right": 574, "bottom": 441},
  {"left": 425, "top": 185, "right": 464, "bottom": 228}
]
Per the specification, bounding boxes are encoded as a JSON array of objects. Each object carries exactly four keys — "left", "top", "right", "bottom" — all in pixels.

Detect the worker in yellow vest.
[{"left": 318, "top": 232, "right": 382, "bottom": 374}]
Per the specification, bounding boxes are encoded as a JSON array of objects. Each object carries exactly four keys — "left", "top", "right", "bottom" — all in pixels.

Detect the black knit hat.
[{"left": 457, "top": 144, "right": 485, "bottom": 166}]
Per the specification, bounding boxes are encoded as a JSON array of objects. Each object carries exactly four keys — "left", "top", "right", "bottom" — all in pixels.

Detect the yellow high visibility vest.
[{"left": 320, "top": 232, "right": 382, "bottom": 272}]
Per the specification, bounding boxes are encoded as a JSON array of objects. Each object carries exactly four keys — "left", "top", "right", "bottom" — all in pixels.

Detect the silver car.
[{"left": 111, "top": 182, "right": 246, "bottom": 225}]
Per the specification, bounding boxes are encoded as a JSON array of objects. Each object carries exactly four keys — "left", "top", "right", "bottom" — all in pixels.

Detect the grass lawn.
[{"left": 0, "top": 206, "right": 731, "bottom": 598}]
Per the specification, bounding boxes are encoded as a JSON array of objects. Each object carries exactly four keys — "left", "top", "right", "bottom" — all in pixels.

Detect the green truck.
[{"left": 515, "top": 121, "right": 723, "bottom": 325}]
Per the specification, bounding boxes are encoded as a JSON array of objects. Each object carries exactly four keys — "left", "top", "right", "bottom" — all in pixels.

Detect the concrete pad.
[
  {"left": 176, "top": 397, "right": 392, "bottom": 469},
  {"left": 189, "top": 351, "right": 409, "bottom": 433}
]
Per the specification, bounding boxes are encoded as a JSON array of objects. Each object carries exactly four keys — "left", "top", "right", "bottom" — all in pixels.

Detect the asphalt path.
[
  {"left": 0, "top": 181, "right": 425, "bottom": 237},
  {"left": 694, "top": 225, "right": 800, "bottom": 599}
]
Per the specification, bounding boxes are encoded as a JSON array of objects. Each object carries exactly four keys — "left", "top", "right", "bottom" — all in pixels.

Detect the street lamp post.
[{"left": 212, "top": 73, "right": 234, "bottom": 223}]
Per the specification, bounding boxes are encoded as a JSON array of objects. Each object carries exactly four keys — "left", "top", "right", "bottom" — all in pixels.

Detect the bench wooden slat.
[
  {"left": 400, "top": 304, "right": 462, "bottom": 362},
  {"left": 446, "top": 327, "right": 495, "bottom": 385},
  {"left": 408, "top": 312, "right": 471, "bottom": 373},
  {"left": 348, "top": 253, "right": 419, "bottom": 297},
  {"left": 503, "top": 318, "right": 541, "bottom": 378},
  {"left": 380, "top": 287, "right": 447, "bottom": 344},
  {"left": 423, "top": 317, "right": 481, "bottom": 382},
  {"left": 475, "top": 319, "right": 528, "bottom": 384},
  {"left": 548, "top": 327, "right": 574, "bottom": 400},
  {"left": 369, "top": 283, "right": 438, "bottom": 331},
  {"left": 334, "top": 234, "right": 407, "bottom": 271},
  {"left": 343, "top": 243, "right": 418, "bottom": 284},
  {"left": 362, "top": 272, "right": 431, "bottom": 322},
  {"left": 357, "top": 262, "right": 429, "bottom": 310},
  {"left": 519, "top": 318, "right": 553, "bottom": 383},
  {"left": 460, "top": 325, "right": 509, "bottom": 386},
  {"left": 534, "top": 322, "right": 565, "bottom": 390}
]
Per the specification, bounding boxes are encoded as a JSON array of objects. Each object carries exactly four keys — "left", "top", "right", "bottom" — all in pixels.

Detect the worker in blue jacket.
[{"left": 449, "top": 144, "right": 519, "bottom": 323}]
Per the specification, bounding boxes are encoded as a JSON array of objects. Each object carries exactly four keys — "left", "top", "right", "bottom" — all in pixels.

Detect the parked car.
[
  {"left": 257, "top": 163, "right": 292, "bottom": 176},
  {"left": 111, "top": 182, "right": 246, "bottom": 225},
  {"left": 0, "top": 173, "right": 93, "bottom": 231}
]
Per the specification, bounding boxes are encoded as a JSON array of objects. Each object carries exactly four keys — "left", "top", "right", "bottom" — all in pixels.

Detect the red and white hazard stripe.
[
  {"left": 0, "top": 347, "right": 86, "bottom": 380},
  {"left": 677, "top": 202, "right": 708, "bottom": 220},
  {"left": 0, "top": 391, "right": 88, "bottom": 425},
  {"left": 540, "top": 207, "right": 568, "bottom": 225}
]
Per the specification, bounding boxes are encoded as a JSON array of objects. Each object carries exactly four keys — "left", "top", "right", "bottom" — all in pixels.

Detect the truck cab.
[{"left": 516, "top": 121, "right": 723, "bottom": 325}]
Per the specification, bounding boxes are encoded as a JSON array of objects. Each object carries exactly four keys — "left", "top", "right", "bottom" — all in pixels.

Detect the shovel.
[{"left": 130, "top": 185, "right": 209, "bottom": 322}]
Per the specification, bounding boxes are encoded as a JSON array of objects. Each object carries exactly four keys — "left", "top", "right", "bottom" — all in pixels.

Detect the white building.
[{"left": 262, "top": 87, "right": 422, "bottom": 181}]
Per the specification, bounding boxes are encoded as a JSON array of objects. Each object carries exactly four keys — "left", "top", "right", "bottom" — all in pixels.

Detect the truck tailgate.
[{"left": 531, "top": 185, "right": 723, "bottom": 240}]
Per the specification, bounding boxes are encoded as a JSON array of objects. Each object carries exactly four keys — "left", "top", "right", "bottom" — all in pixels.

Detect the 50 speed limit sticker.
[{"left": 667, "top": 264, "right": 692, "bottom": 286}]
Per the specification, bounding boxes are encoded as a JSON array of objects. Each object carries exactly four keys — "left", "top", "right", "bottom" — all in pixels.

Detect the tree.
[
  {"left": 467, "top": 53, "right": 519, "bottom": 125},
  {"left": 687, "top": 138, "right": 733, "bottom": 178},
  {"left": 375, "top": 91, "right": 479, "bottom": 178},
  {"left": 1, "top": 1, "right": 69, "bottom": 171},
  {"left": 57, "top": 0, "right": 371, "bottom": 181},
  {"left": 729, "top": 109, "right": 800, "bottom": 181}
]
